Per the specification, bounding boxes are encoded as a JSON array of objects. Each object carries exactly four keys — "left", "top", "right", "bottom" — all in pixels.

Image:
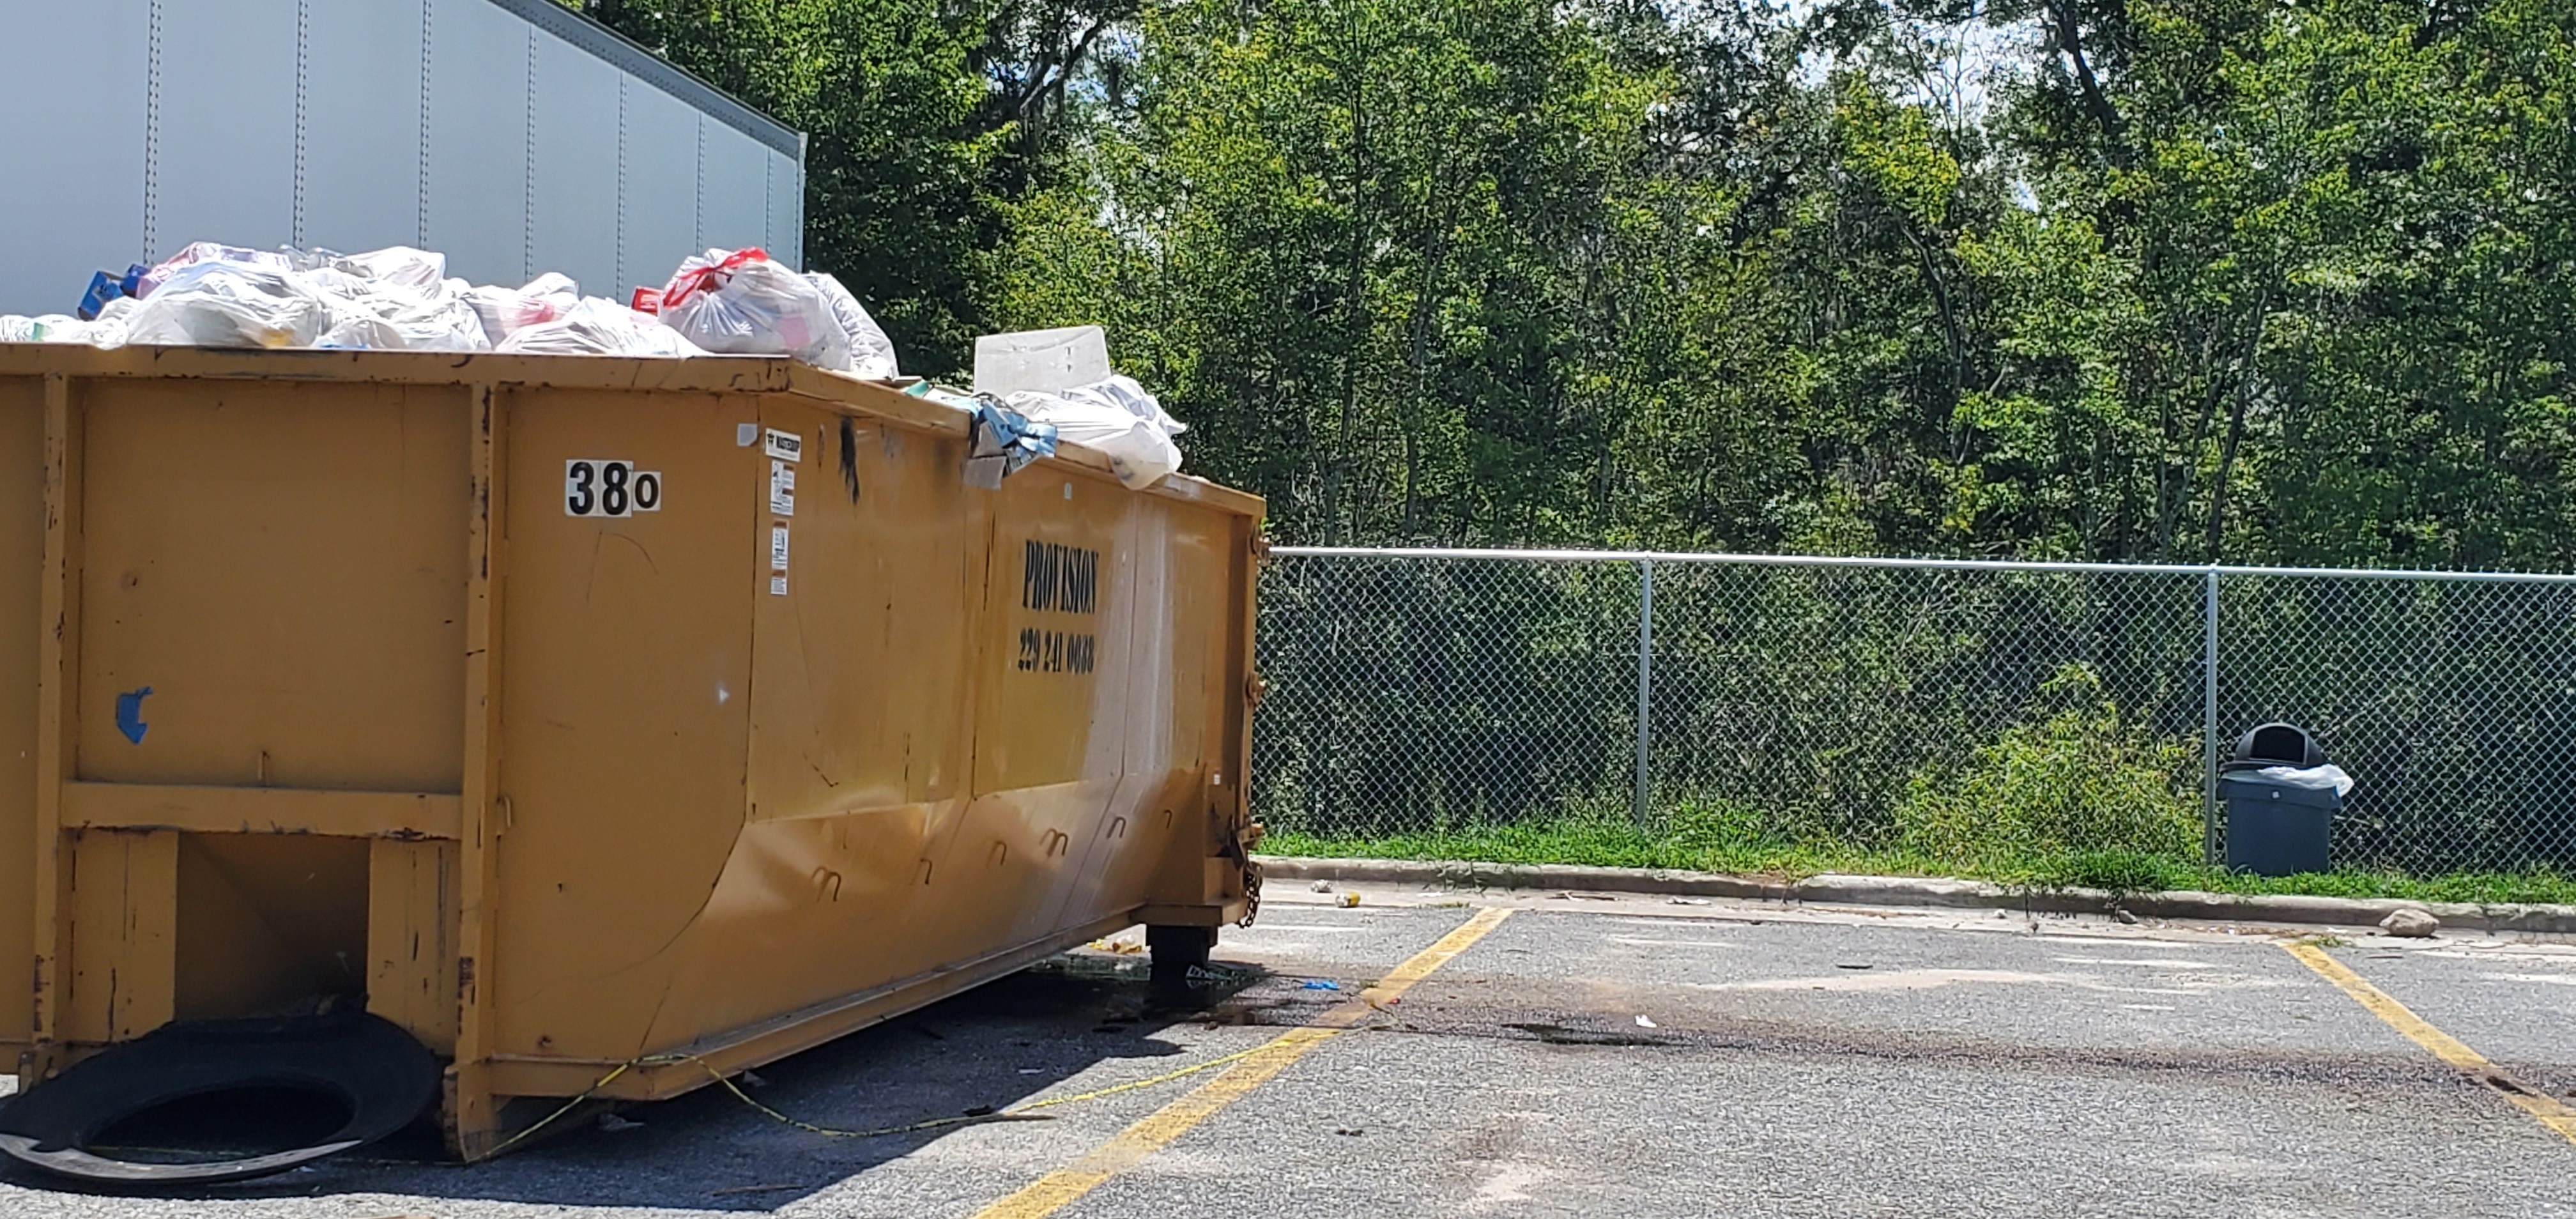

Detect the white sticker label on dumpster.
[
  {"left": 769, "top": 461, "right": 797, "bottom": 517},
  {"left": 770, "top": 575, "right": 789, "bottom": 596},
  {"left": 770, "top": 524, "right": 790, "bottom": 572},
  {"left": 565, "top": 460, "right": 661, "bottom": 518},
  {"left": 764, "top": 429, "right": 804, "bottom": 463}
]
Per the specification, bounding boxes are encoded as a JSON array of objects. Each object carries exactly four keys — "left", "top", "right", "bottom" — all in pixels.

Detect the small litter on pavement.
[
  {"left": 1634, "top": 1015, "right": 1657, "bottom": 1028},
  {"left": 1303, "top": 979, "right": 1343, "bottom": 991},
  {"left": 2379, "top": 908, "right": 2440, "bottom": 938}
]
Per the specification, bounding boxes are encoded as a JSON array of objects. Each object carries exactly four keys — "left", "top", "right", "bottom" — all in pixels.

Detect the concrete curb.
[{"left": 1255, "top": 855, "right": 2576, "bottom": 935}]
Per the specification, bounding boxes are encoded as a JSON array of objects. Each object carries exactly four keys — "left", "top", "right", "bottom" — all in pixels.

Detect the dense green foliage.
[
  {"left": 578, "top": 0, "right": 2576, "bottom": 888},
  {"left": 582, "top": 0, "right": 2576, "bottom": 569},
  {"left": 1892, "top": 664, "right": 2202, "bottom": 870}
]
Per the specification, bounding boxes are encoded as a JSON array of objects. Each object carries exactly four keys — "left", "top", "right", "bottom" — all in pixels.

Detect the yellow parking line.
[
  {"left": 2285, "top": 942, "right": 2576, "bottom": 1146},
  {"left": 972, "top": 906, "right": 1515, "bottom": 1219}
]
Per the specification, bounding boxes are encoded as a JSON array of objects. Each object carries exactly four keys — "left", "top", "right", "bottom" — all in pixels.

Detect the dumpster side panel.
[
  {"left": 73, "top": 379, "right": 468, "bottom": 793},
  {"left": 743, "top": 401, "right": 978, "bottom": 824},
  {"left": 1026, "top": 496, "right": 1167, "bottom": 935},
  {"left": 621, "top": 400, "right": 983, "bottom": 1043},
  {"left": 588, "top": 411, "right": 1259, "bottom": 1059},
  {"left": 0, "top": 379, "right": 42, "bottom": 1048},
  {"left": 492, "top": 390, "right": 758, "bottom": 1062},
  {"left": 923, "top": 473, "right": 1134, "bottom": 958},
  {"left": 1058, "top": 501, "right": 1239, "bottom": 927},
  {"left": 637, "top": 806, "right": 944, "bottom": 1048},
  {"left": 977, "top": 474, "right": 1131, "bottom": 793}
]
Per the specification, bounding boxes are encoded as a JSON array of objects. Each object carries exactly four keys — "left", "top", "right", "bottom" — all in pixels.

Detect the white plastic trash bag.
[
  {"left": 463, "top": 272, "right": 579, "bottom": 346},
  {"left": 313, "top": 307, "right": 407, "bottom": 351},
  {"left": 1061, "top": 374, "right": 1186, "bottom": 440},
  {"left": 1004, "top": 374, "right": 1185, "bottom": 489},
  {"left": 135, "top": 242, "right": 295, "bottom": 298},
  {"left": 2256, "top": 764, "right": 2354, "bottom": 797},
  {"left": 496, "top": 298, "right": 705, "bottom": 358},
  {"left": 321, "top": 246, "right": 447, "bottom": 296},
  {"left": 316, "top": 276, "right": 490, "bottom": 352},
  {"left": 808, "top": 272, "right": 899, "bottom": 378},
  {"left": 0, "top": 312, "right": 128, "bottom": 347},
  {"left": 647, "top": 249, "right": 852, "bottom": 370},
  {"left": 123, "top": 261, "right": 337, "bottom": 348},
  {"left": 382, "top": 281, "right": 492, "bottom": 352}
]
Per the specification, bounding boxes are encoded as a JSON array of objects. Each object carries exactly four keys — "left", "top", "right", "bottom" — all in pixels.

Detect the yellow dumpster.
[{"left": 0, "top": 344, "right": 1263, "bottom": 1176}]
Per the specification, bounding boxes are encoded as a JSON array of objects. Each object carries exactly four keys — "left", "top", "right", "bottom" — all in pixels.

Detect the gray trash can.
[{"left": 2221, "top": 722, "right": 2338, "bottom": 876}]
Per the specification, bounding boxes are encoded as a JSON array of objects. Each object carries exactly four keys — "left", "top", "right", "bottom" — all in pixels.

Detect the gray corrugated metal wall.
[{"left": 1, "top": 0, "right": 803, "bottom": 317}]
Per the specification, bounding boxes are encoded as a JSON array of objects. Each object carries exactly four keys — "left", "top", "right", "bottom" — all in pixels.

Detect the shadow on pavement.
[{"left": 0, "top": 950, "right": 1271, "bottom": 1213}]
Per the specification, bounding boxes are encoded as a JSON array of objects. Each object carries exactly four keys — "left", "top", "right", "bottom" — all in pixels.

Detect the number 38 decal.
[{"left": 565, "top": 459, "right": 663, "bottom": 517}]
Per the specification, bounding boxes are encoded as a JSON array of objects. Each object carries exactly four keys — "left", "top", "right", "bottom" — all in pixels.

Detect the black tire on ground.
[
  {"left": 0, "top": 1009, "right": 440, "bottom": 1185},
  {"left": 1146, "top": 924, "right": 1218, "bottom": 1001}
]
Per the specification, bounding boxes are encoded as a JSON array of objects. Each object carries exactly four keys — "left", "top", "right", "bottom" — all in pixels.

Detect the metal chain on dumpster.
[
  {"left": 1218, "top": 809, "right": 1263, "bottom": 929},
  {"left": 1237, "top": 854, "right": 1263, "bottom": 928}
]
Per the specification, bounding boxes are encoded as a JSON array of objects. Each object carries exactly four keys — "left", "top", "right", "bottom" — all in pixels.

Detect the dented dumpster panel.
[
  {"left": 0, "top": 344, "right": 1262, "bottom": 1158},
  {"left": 613, "top": 395, "right": 990, "bottom": 1042},
  {"left": 743, "top": 397, "right": 979, "bottom": 827},
  {"left": 1057, "top": 505, "right": 1240, "bottom": 930},
  {"left": 490, "top": 388, "right": 760, "bottom": 1063}
]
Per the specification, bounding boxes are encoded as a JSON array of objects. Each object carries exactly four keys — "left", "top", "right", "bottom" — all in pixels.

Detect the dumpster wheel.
[{"left": 0, "top": 1010, "right": 439, "bottom": 1185}]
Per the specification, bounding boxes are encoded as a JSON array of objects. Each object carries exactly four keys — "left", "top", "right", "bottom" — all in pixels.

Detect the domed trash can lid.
[{"left": 2223, "top": 721, "right": 2326, "bottom": 772}]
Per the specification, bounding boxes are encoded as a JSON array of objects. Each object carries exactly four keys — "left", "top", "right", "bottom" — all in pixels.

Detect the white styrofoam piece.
[{"left": 974, "top": 326, "right": 1112, "bottom": 396}]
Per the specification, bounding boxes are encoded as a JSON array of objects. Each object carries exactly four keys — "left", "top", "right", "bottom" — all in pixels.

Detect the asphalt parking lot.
[{"left": 1, "top": 886, "right": 2570, "bottom": 1218}]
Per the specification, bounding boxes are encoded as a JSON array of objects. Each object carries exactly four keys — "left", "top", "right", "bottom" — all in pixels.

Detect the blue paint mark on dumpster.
[{"left": 115, "top": 686, "right": 153, "bottom": 744}]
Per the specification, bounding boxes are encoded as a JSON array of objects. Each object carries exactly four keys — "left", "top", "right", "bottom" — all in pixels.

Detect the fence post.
[
  {"left": 1633, "top": 558, "right": 1655, "bottom": 827},
  {"left": 2203, "top": 566, "right": 2221, "bottom": 866}
]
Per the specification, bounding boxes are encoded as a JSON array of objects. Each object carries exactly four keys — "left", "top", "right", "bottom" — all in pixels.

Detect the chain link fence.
[{"left": 1252, "top": 548, "right": 2576, "bottom": 877}]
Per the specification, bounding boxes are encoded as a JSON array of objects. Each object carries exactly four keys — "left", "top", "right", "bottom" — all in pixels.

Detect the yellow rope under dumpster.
[
  {"left": 480, "top": 1061, "right": 640, "bottom": 1160},
  {"left": 673, "top": 1042, "right": 1277, "bottom": 1140},
  {"left": 479, "top": 1031, "right": 1303, "bottom": 1157}
]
